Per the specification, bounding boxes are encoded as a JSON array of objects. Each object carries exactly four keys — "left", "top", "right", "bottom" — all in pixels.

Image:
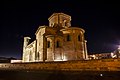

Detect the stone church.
[{"left": 22, "top": 13, "right": 88, "bottom": 62}]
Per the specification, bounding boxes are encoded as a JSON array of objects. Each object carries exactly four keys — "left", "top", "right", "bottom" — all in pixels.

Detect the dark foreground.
[{"left": 0, "top": 70, "right": 120, "bottom": 80}]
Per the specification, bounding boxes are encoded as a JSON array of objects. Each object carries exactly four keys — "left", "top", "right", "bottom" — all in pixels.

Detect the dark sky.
[{"left": 1, "top": 1, "right": 120, "bottom": 59}]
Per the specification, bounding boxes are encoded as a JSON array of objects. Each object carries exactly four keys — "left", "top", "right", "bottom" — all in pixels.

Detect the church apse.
[{"left": 22, "top": 13, "right": 88, "bottom": 62}]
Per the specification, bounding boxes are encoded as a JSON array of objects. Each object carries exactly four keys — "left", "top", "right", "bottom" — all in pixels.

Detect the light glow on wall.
[
  {"left": 54, "top": 56, "right": 63, "bottom": 61},
  {"left": 63, "top": 55, "right": 68, "bottom": 61},
  {"left": 111, "top": 52, "right": 116, "bottom": 58},
  {"left": 54, "top": 60, "right": 63, "bottom": 61},
  {"left": 11, "top": 60, "right": 22, "bottom": 63}
]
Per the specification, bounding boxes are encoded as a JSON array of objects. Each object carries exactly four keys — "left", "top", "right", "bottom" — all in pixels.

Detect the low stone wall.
[{"left": 0, "top": 58, "right": 120, "bottom": 71}]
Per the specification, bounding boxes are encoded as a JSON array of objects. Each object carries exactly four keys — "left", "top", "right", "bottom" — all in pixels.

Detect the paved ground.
[{"left": 0, "top": 70, "right": 120, "bottom": 80}]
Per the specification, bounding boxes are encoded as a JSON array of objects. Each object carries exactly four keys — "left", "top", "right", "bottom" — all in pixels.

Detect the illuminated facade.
[{"left": 22, "top": 13, "right": 88, "bottom": 62}]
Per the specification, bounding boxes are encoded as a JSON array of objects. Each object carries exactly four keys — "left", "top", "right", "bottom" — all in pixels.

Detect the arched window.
[
  {"left": 65, "top": 22, "right": 67, "bottom": 26},
  {"left": 47, "top": 41, "right": 50, "bottom": 48},
  {"left": 67, "top": 34, "right": 71, "bottom": 41},
  {"left": 56, "top": 41, "right": 61, "bottom": 48},
  {"left": 29, "top": 51, "right": 32, "bottom": 61},
  {"left": 78, "top": 35, "right": 80, "bottom": 41},
  {"left": 35, "top": 52, "right": 39, "bottom": 60}
]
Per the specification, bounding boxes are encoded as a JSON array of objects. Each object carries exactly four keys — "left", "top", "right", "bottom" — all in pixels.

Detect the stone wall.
[{"left": 0, "top": 58, "right": 120, "bottom": 71}]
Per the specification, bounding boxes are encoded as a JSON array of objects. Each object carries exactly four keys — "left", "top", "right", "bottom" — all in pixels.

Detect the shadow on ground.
[{"left": 0, "top": 70, "right": 120, "bottom": 80}]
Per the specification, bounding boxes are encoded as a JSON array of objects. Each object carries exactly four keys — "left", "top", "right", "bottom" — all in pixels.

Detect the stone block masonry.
[{"left": 0, "top": 58, "right": 120, "bottom": 71}]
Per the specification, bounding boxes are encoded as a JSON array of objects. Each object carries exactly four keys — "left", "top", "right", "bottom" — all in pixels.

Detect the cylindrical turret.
[
  {"left": 23, "top": 37, "right": 31, "bottom": 48},
  {"left": 48, "top": 13, "right": 71, "bottom": 28},
  {"left": 22, "top": 37, "right": 31, "bottom": 62}
]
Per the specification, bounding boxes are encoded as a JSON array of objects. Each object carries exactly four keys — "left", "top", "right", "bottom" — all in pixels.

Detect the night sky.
[{"left": 1, "top": 1, "right": 120, "bottom": 59}]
